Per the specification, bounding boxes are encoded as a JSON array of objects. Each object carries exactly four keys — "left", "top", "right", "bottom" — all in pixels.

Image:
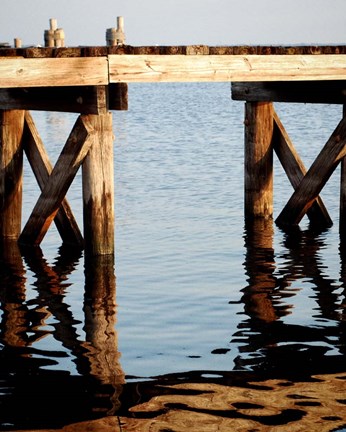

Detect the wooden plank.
[
  {"left": 0, "top": 57, "right": 108, "bottom": 88},
  {"left": 232, "top": 81, "right": 346, "bottom": 104},
  {"left": 23, "top": 111, "right": 84, "bottom": 247},
  {"left": 244, "top": 102, "right": 274, "bottom": 219},
  {"left": 272, "top": 110, "right": 332, "bottom": 227},
  {"left": 19, "top": 115, "right": 94, "bottom": 246},
  {"left": 108, "top": 54, "right": 346, "bottom": 83},
  {"left": 276, "top": 116, "right": 346, "bottom": 227}
]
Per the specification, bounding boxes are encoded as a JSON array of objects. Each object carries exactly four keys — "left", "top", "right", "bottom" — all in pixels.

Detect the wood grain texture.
[
  {"left": 82, "top": 113, "right": 115, "bottom": 256},
  {"left": 108, "top": 54, "right": 346, "bottom": 83},
  {"left": 0, "top": 110, "right": 25, "bottom": 239},
  {"left": 0, "top": 57, "right": 108, "bottom": 88},
  {"left": 244, "top": 102, "right": 274, "bottom": 219}
]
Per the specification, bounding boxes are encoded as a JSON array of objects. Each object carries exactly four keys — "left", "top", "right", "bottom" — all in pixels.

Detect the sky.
[{"left": 1, "top": 0, "right": 346, "bottom": 47}]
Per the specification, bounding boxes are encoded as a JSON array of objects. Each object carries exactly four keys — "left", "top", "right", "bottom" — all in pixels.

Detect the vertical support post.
[
  {"left": 244, "top": 102, "right": 274, "bottom": 219},
  {"left": 0, "top": 110, "right": 25, "bottom": 240},
  {"left": 82, "top": 113, "right": 114, "bottom": 256},
  {"left": 340, "top": 104, "right": 346, "bottom": 239}
]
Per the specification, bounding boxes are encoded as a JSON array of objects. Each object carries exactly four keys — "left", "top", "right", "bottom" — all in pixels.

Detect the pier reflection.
[
  {"left": 1, "top": 216, "right": 346, "bottom": 431},
  {"left": 233, "top": 220, "right": 346, "bottom": 376},
  {"left": 114, "top": 219, "right": 346, "bottom": 431},
  {"left": 0, "top": 242, "right": 124, "bottom": 430}
]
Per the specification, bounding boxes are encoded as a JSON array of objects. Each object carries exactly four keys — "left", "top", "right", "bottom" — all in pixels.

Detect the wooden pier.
[{"left": 2, "top": 41, "right": 346, "bottom": 254}]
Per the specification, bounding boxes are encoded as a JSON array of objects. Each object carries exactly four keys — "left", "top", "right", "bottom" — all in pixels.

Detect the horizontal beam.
[
  {"left": 0, "top": 84, "right": 128, "bottom": 113},
  {"left": 232, "top": 81, "right": 346, "bottom": 104},
  {"left": 1, "top": 53, "right": 346, "bottom": 88},
  {"left": 108, "top": 54, "right": 346, "bottom": 83},
  {"left": 0, "top": 57, "right": 108, "bottom": 88}
]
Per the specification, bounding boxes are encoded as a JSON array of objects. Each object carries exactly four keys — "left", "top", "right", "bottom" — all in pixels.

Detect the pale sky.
[{"left": 1, "top": 0, "right": 345, "bottom": 47}]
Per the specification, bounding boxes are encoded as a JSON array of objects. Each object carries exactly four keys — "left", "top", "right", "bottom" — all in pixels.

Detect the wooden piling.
[
  {"left": 0, "top": 110, "right": 25, "bottom": 240},
  {"left": 82, "top": 113, "right": 115, "bottom": 256},
  {"left": 244, "top": 102, "right": 274, "bottom": 219}
]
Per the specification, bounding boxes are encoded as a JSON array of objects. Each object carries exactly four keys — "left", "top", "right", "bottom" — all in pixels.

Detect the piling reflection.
[
  {"left": 233, "top": 220, "right": 346, "bottom": 375},
  {"left": 0, "top": 242, "right": 124, "bottom": 430}
]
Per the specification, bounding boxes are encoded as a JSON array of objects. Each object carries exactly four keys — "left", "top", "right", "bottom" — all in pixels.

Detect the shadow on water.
[{"left": 0, "top": 218, "right": 346, "bottom": 431}]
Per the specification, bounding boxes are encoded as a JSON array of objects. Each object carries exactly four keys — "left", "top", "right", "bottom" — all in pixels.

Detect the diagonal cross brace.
[
  {"left": 276, "top": 115, "right": 346, "bottom": 227},
  {"left": 23, "top": 111, "right": 84, "bottom": 247},
  {"left": 272, "top": 109, "right": 332, "bottom": 228},
  {"left": 19, "top": 114, "right": 94, "bottom": 246}
]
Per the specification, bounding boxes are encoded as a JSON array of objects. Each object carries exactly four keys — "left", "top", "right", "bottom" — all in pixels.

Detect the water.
[{"left": 0, "top": 83, "right": 345, "bottom": 431}]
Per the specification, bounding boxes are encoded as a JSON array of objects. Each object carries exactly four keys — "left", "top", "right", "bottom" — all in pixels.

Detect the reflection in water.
[
  {"left": 233, "top": 220, "right": 346, "bottom": 376},
  {"left": 0, "top": 242, "right": 124, "bottom": 430},
  {"left": 0, "top": 217, "right": 346, "bottom": 431},
  {"left": 114, "top": 219, "right": 346, "bottom": 431}
]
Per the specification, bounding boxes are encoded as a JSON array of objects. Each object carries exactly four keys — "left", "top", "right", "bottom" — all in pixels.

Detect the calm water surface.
[{"left": 0, "top": 83, "right": 345, "bottom": 431}]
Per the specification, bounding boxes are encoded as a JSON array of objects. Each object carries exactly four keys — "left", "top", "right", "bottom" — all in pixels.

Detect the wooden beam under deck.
[{"left": 232, "top": 81, "right": 346, "bottom": 104}]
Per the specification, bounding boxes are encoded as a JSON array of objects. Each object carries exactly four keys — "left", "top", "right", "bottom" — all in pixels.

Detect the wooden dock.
[{"left": 1, "top": 43, "right": 346, "bottom": 254}]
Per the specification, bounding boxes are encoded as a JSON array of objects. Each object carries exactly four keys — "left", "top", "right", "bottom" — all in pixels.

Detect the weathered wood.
[
  {"left": 23, "top": 111, "right": 84, "bottom": 247},
  {"left": 272, "top": 110, "right": 332, "bottom": 227},
  {"left": 109, "top": 83, "right": 128, "bottom": 111},
  {"left": 0, "top": 110, "right": 25, "bottom": 239},
  {"left": 244, "top": 102, "right": 274, "bottom": 219},
  {"left": 1, "top": 50, "right": 346, "bottom": 87},
  {"left": 108, "top": 54, "right": 346, "bottom": 83},
  {"left": 3, "top": 45, "right": 346, "bottom": 58},
  {"left": 232, "top": 81, "right": 346, "bottom": 104},
  {"left": 276, "top": 116, "right": 346, "bottom": 227},
  {"left": 82, "top": 113, "right": 114, "bottom": 256},
  {"left": 0, "top": 85, "right": 128, "bottom": 113},
  {"left": 19, "top": 115, "right": 94, "bottom": 246},
  {"left": 0, "top": 57, "right": 108, "bottom": 88}
]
